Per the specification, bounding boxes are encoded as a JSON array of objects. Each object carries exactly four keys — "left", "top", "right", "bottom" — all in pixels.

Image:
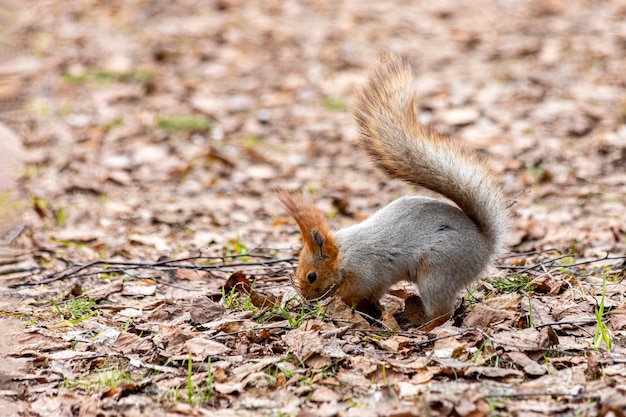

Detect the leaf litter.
[{"left": 0, "top": 0, "right": 625, "bottom": 416}]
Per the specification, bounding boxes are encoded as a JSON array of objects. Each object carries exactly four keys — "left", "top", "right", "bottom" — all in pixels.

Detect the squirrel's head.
[{"left": 278, "top": 191, "right": 342, "bottom": 300}]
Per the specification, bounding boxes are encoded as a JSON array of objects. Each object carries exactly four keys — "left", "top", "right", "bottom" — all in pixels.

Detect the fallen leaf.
[
  {"left": 122, "top": 281, "right": 157, "bottom": 297},
  {"left": 432, "top": 328, "right": 466, "bottom": 359},
  {"left": 223, "top": 270, "right": 251, "bottom": 294},
  {"left": 505, "top": 351, "right": 546, "bottom": 376},
  {"left": 310, "top": 385, "right": 340, "bottom": 403},
  {"left": 184, "top": 335, "right": 230, "bottom": 361},
  {"left": 189, "top": 296, "right": 226, "bottom": 324},
  {"left": 82, "top": 280, "right": 124, "bottom": 301},
  {"left": 464, "top": 366, "right": 524, "bottom": 379},
  {"left": 585, "top": 351, "right": 601, "bottom": 380},
  {"left": 283, "top": 326, "right": 347, "bottom": 366},
  {"left": 16, "top": 331, "right": 69, "bottom": 354},
  {"left": 336, "top": 370, "right": 370, "bottom": 389},
  {"left": 395, "top": 381, "right": 425, "bottom": 399},
  {"left": 112, "top": 331, "right": 151, "bottom": 355},
  {"left": 463, "top": 304, "right": 518, "bottom": 328},
  {"left": 454, "top": 388, "right": 490, "bottom": 417},
  {"left": 607, "top": 302, "right": 626, "bottom": 331},
  {"left": 538, "top": 326, "right": 559, "bottom": 348}
]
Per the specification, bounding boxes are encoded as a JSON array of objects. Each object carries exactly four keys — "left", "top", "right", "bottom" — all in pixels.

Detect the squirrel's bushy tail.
[{"left": 353, "top": 53, "right": 508, "bottom": 254}]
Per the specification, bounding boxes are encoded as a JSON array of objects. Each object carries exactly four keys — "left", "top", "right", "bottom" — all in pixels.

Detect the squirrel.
[{"left": 279, "top": 53, "right": 508, "bottom": 329}]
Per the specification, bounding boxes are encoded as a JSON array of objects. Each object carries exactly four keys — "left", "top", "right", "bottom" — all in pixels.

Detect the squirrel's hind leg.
[
  {"left": 412, "top": 271, "right": 466, "bottom": 329},
  {"left": 401, "top": 294, "right": 453, "bottom": 331}
]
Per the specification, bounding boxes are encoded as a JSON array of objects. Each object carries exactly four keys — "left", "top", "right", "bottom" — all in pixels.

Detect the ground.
[{"left": 0, "top": 0, "right": 625, "bottom": 416}]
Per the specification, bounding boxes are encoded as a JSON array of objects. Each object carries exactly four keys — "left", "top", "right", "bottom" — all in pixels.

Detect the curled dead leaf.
[
  {"left": 223, "top": 270, "right": 251, "bottom": 294},
  {"left": 223, "top": 270, "right": 279, "bottom": 308},
  {"left": 505, "top": 351, "right": 546, "bottom": 376},
  {"left": 538, "top": 326, "right": 559, "bottom": 348},
  {"left": 585, "top": 351, "right": 601, "bottom": 380}
]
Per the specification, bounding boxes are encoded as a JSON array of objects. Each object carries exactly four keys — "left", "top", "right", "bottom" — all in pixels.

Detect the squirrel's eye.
[{"left": 306, "top": 272, "right": 317, "bottom": 284}]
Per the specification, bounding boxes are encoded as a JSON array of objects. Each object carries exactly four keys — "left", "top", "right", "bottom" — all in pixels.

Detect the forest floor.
[{"left": 0, "top": 0, "right": 625, "bottom": 416}]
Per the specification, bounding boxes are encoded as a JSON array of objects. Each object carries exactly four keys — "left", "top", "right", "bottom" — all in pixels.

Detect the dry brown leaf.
[
  {"left": 585, "top": 351, "right": 602, "bottom": 380},
  {"left": 517, "top": 366, "right": 587, "bottom": 395},
  {"left": 283, "top": 325, "right": 347, "bottom": 366},
  {"left": 551, "top": 297, "right": 594, "bottom": 323},
  {"left": 223, "top": 270, "right": 251, "bottom": 294},
  {"left": 607, "top": 302, "right": 626, "bottom": 331},
  {"left": 189, "top": 296, "right": 226, "bottom": 324},
  {"left": 395, "top": 381, "right": 424, "bottom": 400},
  {"left": 198, "top": 315, "right": 257, "bottom": 334},
  {"left": 77, "top": 396, "right": 102, "bottom": 417},
  {"left": 16, "top": 331, "right": 69, "bottom": 354},
  {"left": 213, "top": 381, "right": 244, "bottom": 395},
  {"left": 494, "top": 328, "right": 543, "bottom": 352},
  {"left": 381, "top": 307, "right": 402, "bottom": 331},
  {"left": 112, "top": 331, "right": 151, "bottom": 355},
  {"left": 158, "top": 324, "right": 196, "bottom": 359},
  {"left": 386, "top": 357, "right": 428, "bottom": 374},
  {"left": 454, "top": 388, "right": 490, "bottom": 417},
  {"left": 464, "top": 366, "right": 524, "bottom": 379},
  {"left": 531, "top": 275, "right": 565, "bottom": 295},
  {"left": 183, "top": 335, "right": 230, "bottom": 361},
  {"left": 432, "top": 328, "right": 466, "bottom": 359},
  {"left": 555, "top": 335, "right": 594, "bottom": 351},
  {"left": 374, "top": 335, "right": 413, "bottom": 352},
  {"left": 505, "top": 351, "right": 546, "bottom": 376},
  {"left": 122, "top": 281, "right": 157, "bottom": 297},
  {"left": 410, "top": 367, "right": 436, "bottom": 385},
  {"left": 81, "top": 280, "right": 124, "bottom": 301},
  {"left": 463, "top": 304, "right": 518, "bottom": 328},
  {"left": 31, "top": 392, "right": 78, "bottom": 417},
  {"left": 310, "top": 385, "right": 340, "bottom": 403},
  {"left": 175, "top": 269, "right": 211, "bottom": 281},
  {"left": 336, "top": 369, "right": 370, "bottom": 389},
  {"left": 323, "top": 297, "right": 371, "bottom": 328},
  {"left": 146, "top": 303, "right": 188, "bottom": 323},
  {"left": 213, "top": 366, "right": 229, "bottom": 384},
  {"left": 228, "top": 357, "right": 283, "bottom": 385},
  {"left": 538, "top": 326, "right": 559, "bottom": 348},
  {"left": 482, "top": 292, "right": 523, "bottom": 310}
]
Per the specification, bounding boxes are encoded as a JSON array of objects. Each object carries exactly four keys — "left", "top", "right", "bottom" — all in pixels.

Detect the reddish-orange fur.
[
  {"left": 277, "top": 191, "right": 342, "bottom": 299},
  {"left": 277, "top": 191, "right": 337, "bottom": 260}
]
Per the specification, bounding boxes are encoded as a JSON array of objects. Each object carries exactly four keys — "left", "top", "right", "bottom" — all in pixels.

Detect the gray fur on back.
[{"left": 333, "top": 196, "right": 490, "bottom": 316}]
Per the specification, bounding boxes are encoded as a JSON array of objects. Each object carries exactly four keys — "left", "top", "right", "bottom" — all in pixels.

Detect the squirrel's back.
[{"left": 352, "top": 53, "right": 508, "bottom": 255}]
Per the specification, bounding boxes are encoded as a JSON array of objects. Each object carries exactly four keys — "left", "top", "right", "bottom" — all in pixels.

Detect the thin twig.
[
  {"left": 484, "top": 391, "right": 598, "bottom": 400},
  {"left": 14, "top": 255, "right": 297, "bottom": 286},
  {"left": 496, "top": 253, "right": 626, "bottom": 273},
  {"left": 497, "top": 248, "right": 562, "bottom": 259}
]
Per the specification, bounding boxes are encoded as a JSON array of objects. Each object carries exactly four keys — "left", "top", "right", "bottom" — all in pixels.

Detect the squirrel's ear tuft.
[
  {"left": 310, "top": 229, "right": 328, "bottom": 259},
  {"left": 309, "top": 228, "right": 338, "bottom": 262},
  {"left": 277, "top": 191, "right": 338, "bottom": 260}
]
